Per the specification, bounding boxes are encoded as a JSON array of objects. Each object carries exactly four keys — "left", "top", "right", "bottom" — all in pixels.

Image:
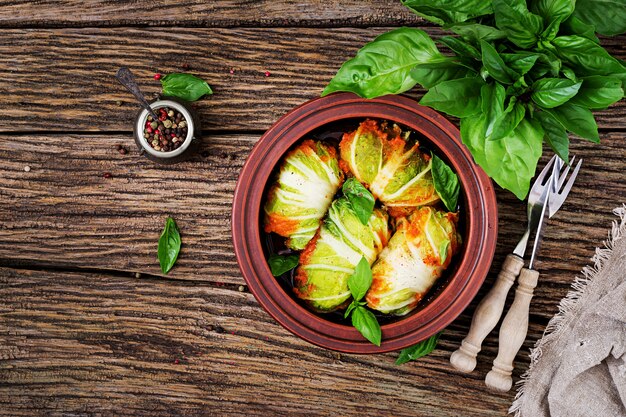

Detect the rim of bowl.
[
  {"left": 232, "top": 93, "right": 498, "bottom": 354},
  {"left": 136, "top": 100, "right": 194, "bottom": 158}
]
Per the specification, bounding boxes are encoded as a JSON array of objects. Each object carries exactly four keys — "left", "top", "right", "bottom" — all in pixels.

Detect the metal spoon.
[{"left": 115, "top": 67, "right": 159, "bottom": 121}]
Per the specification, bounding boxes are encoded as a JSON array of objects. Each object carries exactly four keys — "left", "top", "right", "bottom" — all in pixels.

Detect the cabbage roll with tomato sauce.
[
  {"left": 294, "top": 197, "right": 390, "bottom": 312},
  {"left": 366, "top": 207, "right": 461, "bottom": 315},
  {"left": 339, "top": 119, "right": 439, "bottom": 217},
  {"left": 264, "top": 140, "right": 344, "bottom": 250}
]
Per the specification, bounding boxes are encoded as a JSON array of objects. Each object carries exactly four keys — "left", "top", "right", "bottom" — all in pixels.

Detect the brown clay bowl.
[{"left": 232, "top": 93, "right": 497, "bottom": 354}]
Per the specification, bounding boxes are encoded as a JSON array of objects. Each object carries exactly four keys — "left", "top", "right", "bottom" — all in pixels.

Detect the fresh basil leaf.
[
  {"left": 401, "top": 0, "right": 492, "bottom": 26},
  {"left": 351, "top": 306, "right": 382, "bottom": 346},
  {"left": 559, "top": 15, "right": 600, "bottom": 43},
  {"left": 561, "top": 67, "right": 577, "bottom": 82},
  {"left": 490, "top": 99, "right": 526, "bottom": 141},
  {"left": 395, "top": 333, "right": 441, "bottom": 365},
  {"left": 322, "top": 27, "right": 444, "bottom": 98},
  {"left": 158, "top": 217, "right": 181, "bottom": 274},
  {"left": 480, "top": 40, "right": 519, "bottom": 84},
  {"left": 268, "top": 254, "right": 299, "bottom": 277},
  {"left": 572, "top": 0, "right": 626, "bottom": 36},
  {"left": 481, "top": 82, "right": 506, "bottom": 136},
  {"left": 160, "top": 73, "right": 212, "bottom": 102},
  {"left": 431, "top": 154, "right": 460, "bottom": 212},
  {"left": 492, "top": 0, "right": 544, "bottom": 49},
  {"left": 347, "top": 257, "right": 373, "bottom": 302},
  {"left": 438, "top": 36, "right": 481, "bottom": 60},
  {"left": 448, "top": 23, "right": 507, "bottom": 42},
  {"left": 531, "top": 0, "right": 575, "bottom": 40},
  {"left": 342, "top": 177, "right": 375, "bottom": 225},
  {"left": 569, "top": 75, "right": 624, "bottom": 109},
  {"left": 419, "top": 77, "right": 484, "bottom": 117},
  {"left": 461, "top": 115, "right": 543, "bottom": 199},
  {"left": 344, "top": 302, "right": 357, "bottom": 319},
  {"left": 501, "top": 52, "right": 541, "bottom": 76},
  {"left": 544, "top": 103, "right": 600, "bottom": 142},
  {"left": 531, "top": 78, "right": 582, "bottom": 108},
  {"left": 531, "top": 49, "right": 562, "bottom": 78},
  {"left": 534, "top": 111, "right": 570, "bottom": 163},
  {"left": 552, "top": 36, "right": 626, "bottom": 83},
  {"left": 410, "top": 58, "right": 471, "bottom": 89}
]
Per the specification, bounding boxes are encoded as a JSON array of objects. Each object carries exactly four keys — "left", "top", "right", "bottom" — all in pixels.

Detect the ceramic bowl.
[{"left": 232, "top": 93, "right": 497, "bottom": 353}]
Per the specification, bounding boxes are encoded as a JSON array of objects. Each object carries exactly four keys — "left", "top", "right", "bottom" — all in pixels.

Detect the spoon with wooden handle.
[
  {"left": 450, "top": 156, "right": 558, "bottom": 373},
  {"left": 485, "top": 157, "right": 582, "bottom": 392}
]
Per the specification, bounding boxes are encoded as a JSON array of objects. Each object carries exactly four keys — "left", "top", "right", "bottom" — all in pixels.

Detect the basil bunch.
[{"left": 323, "top": 0, "right": 625, "bottom": 199}]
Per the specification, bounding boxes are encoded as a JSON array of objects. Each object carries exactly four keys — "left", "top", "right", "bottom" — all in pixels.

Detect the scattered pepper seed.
[
  {"left": 135, "top": 272, "right": 141, "bottom": 278},
  {"left": 238, "top": 285, "right": 245, "bottom": 292},
  {"left": 154, "top": 73, "right": 162, "bottom": 80},
  {"left": 24, "top": 165, "right": 31, "bottom": 172},
  {"left": 116, "top": 100, "right": 122, "bottom": 107}
]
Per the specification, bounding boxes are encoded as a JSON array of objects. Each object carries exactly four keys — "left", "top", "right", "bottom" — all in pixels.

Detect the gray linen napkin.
[{"left": 512, "top": 205, "right": 626, "bottom": 417}]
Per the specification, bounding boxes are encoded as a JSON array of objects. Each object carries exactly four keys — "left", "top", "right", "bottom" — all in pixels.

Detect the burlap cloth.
[{"left": 512, "top": 206, "right": 626, "bottom": 417}]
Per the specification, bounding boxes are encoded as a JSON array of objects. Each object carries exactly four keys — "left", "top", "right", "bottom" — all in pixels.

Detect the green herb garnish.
[
  {"left": 432, "top": 154, "right": 460, "bottom": 212},
  {"left": 323, "top": 0, "right": 625, "bottom": 200},
  {"left": 158, "top": 217, "right": 181, "bottom": 274},
  {"left": 342, "top": 178, "right": 375, "bottom": 225},
  {"left": 344, "top": 257, "right": 381, "bottom": 346},
  {"left": 268, "top": 254, "right": 299, "bottom": 277},
  {"left": 160, "top": 73, "right": 213, "bottom": 102},
  {"left": 396, "top": 333, "right": 441, "bottom": 365}
]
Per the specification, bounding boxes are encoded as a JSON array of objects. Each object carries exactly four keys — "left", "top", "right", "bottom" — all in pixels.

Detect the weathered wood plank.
[
  {"left": 0, "top": 1, "right": 421, "bottom": 28},
  {"left": 0, "top": 27, "right": 624, "bottom": 133},
  {"left": 0, "top": 266, "right": 545, "bottom": 416},
  {"left": 0, "top": 133, "right": 252, "bottom": 283},
  {"left": 1, "top": 131, "right": 624, "bottom": 311}
]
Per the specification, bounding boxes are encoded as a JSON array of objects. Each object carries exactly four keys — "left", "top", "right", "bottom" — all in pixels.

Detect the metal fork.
[
  {"left": 485, "top": 156, "right": 582, "bottom": 392},
  {"left": 450, "top": 155, "right": 576, "bottom": 374}
]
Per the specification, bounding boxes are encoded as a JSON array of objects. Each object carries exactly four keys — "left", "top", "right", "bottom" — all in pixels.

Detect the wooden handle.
[
  {"left": 485, "top": 267, "right": 539, "bottom": 392},
  {"left": 450, "top": 254, "right": 524, "bottom": 373}
]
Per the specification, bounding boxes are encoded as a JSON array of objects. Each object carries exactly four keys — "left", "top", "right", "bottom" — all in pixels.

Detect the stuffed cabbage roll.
[
  {"left": 339, "top": 119, "right": 439, "bottom": 217},
  {"left": 294, "top": 197, "right": 390, "bottom": 312},
  {"left": 366, "top": 207, "right": 461, "bottom": 315},
  {"left": 264, "top": 140, "right": 344, "bottom": 250}
]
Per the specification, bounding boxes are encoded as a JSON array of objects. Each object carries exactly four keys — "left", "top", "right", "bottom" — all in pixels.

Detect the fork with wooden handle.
[
  {"left": 450, "top": 156, "right": 558, "bottom": 373},
  {"left": 485, "top": 157, "right": 582, "bottom": 392}
]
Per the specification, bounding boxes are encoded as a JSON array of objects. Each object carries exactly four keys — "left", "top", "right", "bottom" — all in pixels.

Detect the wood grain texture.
[
  {"left": 1, "top": 131, "right": 624, "bottom": 302},
  {"left": 0, "top": 27, "right": 624, "bottom": 133},
  {"left": 0, "top": 266, "right": 548, "bottom": 417},
  {"left": 0, "top": 1, "right": 421, "bottom": 28}
]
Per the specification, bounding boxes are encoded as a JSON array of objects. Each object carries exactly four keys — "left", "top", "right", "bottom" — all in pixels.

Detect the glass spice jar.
[{"left": 133, "top": 96, "right": 201, "bottom": 164}]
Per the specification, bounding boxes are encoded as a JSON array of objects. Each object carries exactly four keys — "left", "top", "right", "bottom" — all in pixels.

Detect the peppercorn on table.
[{"left": 0, "top": 2, "right": 625, "bottom": 416}]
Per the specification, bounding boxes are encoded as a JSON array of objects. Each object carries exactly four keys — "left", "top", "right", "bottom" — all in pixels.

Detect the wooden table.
[{"left": 1, "top": 2, "right": 624, "bottom": 416}]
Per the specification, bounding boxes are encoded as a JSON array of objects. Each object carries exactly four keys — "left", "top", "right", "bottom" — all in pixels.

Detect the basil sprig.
[
  {"left": 158, "top": 217, "right": 181, "bottom": 274},
  {"left": 324, "top": 0, "right": 625, "bottom": 200},
  {"left": 268, "top": 254, "right": 299, "bottom": 277},
  {"left": 161, "top": 73, "right": 213, "bottom": 102},
  {"left": 344, "top": 257, "right": 381, "bottom": 346},
  {"left": 342, "top": 178, "right": 375, "bottom": 225},
  {"left": 396, "top": 333, "right": 441, "bottom": 365},
  {"left": 431, "top": 155, "right": 460, "bottom": 212}
]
